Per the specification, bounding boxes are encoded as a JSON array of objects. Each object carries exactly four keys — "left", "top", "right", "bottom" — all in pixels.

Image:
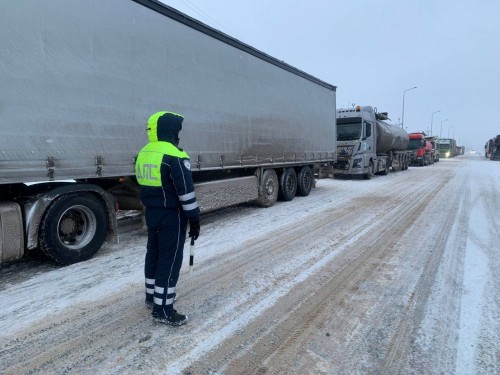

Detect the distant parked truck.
[
  {"left": 437, "top": 138, "right": 458, "bottom": 158},
  {"left": 0, "top": 0, "right": 337, "bottom": 266},
  {"left": 489, "top": 135, "right": 500, "bottom": 160},
  {"left": 427, "top": 136, "right": 440, "bottom": 162},
  {"left": 334, "top": 106, "right": 411, "bottom": 179},
  {"left": 407, "top": 132, "right": 436, "bottom": 166},
  {"left": 485, "top": 139, "right": 493, "bottom": 159}
]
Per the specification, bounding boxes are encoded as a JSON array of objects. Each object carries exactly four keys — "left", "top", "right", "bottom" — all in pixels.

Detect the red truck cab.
[{"left": 408, "top": 132, "right": 434, "bottom": 166}]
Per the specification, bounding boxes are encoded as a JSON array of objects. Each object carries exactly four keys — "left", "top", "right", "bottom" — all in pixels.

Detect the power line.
[{"left": 176, "top": 0, "right": 239, "bottom": 39}]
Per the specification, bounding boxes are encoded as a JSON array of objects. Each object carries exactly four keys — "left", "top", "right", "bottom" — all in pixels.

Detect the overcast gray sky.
[{"left": 161, "top": 0, "right": 500, "bottom": 152}]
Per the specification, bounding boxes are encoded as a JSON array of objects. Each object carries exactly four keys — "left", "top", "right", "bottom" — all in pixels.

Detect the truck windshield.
[
  {"left": 438, "top": 139, "right": 451, "bottom": 150},
  {"left": 408, "top": 139, "right": 424, "bottom": 149},
  {"left": 337, "top": 118, "right": 362, "bottom": 141}
]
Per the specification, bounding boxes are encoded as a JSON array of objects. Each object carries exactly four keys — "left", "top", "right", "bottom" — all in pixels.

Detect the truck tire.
[
  {"left": 380, "top": 162, "right": 389, "bottom": 175},
  {"left": 362, "top": 160, "right": 374, "bottom": 180},
  {"left": 255, "top": 169, "right": 279, "bottom": 207},
  {"left": 39, "top": 193, "right": 107, "bottom": 265},
  {"left": 297, "top": 166, "right": 313, "bottom": 197},
  {"left": 278, "top": 168, "right": 297, "bottom": 201},
  {"left": 399, "top": 156, "right": 405, "bottom": 171}
]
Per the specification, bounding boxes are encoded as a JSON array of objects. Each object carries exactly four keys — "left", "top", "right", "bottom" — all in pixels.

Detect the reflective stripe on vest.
[{"left": 135, "top": 142, "right": 189, "bottom": 187}]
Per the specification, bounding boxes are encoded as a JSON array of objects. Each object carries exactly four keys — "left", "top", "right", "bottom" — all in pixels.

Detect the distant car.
[{"left": 470, "top": 149, "right": 476, "bottom": 154}]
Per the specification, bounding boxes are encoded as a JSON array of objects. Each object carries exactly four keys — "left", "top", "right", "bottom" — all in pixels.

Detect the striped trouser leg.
[
  {"left": 154, "top": 286, "right": 176, "bottom": 307},
  {"left": 153, "top": 209, "right": 187, "bottom": 310},
  {"left": 145, "top": 278, "right": 155, "bottom": 301},
  {"left": 145, "top": 227, "right": 159, "bottom": 302}
]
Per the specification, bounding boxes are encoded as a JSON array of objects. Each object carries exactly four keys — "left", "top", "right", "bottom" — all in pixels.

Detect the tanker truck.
[
  {"left": 334, "top": 106, "right": 411, "bottom": 179},
  {"left": 0, "top": 0, "right": 336, "bottom": 266},
  {"left": 407, "top": 132, "right": 435, "bottom": 166}
]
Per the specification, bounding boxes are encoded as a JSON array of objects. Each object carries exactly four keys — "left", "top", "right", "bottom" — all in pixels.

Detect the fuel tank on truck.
[{"left": 376, "top": 122, "right": 409, "bottom": 153}]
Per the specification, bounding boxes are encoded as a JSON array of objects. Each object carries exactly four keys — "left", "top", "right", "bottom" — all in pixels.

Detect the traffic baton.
[{"left": 189, "top": 237, "right": 195, "bottom": 273}]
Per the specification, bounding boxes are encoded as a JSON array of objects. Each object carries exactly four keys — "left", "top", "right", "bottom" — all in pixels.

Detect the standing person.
[{"left": 135, "top": 111, "right": 200, "bottom": 326}]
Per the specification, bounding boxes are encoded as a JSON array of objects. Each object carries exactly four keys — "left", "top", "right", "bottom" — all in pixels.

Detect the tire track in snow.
[
  {"left": 183, "top": 170, "right": 453, "bottom": 374},
  {"left": 380, "top": 173, "right": 469, "bottom": 374},
  {"left": 0, "top": 177, "right": 419, "bottom": 374},
  {"left": 0, "top": 164, "right": 469, "bottom": 375}
]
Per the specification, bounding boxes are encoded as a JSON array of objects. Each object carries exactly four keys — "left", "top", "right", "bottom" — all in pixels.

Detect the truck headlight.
[{"left": 353, "top": 157, "right": 362, "bottom": 168}]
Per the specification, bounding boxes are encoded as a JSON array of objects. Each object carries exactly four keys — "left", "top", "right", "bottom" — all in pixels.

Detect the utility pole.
[
  {"left": 401, "top": 86, "right": 417, "bottom": 128},
  {"left": 430, "top": 110, "right": 441, "bottom": 136}
]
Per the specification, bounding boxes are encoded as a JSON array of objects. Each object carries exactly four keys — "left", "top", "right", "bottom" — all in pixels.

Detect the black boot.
[{"left": 152, "top": 305, "right": 188, "bottom": 326}]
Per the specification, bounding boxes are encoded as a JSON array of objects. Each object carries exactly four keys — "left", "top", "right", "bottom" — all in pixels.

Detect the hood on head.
[{"left": 147, "top": 111, "right": 184, "bottom": 145}]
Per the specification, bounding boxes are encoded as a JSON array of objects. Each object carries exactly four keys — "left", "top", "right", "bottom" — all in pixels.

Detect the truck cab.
[
  {"left": 490, "top": 135, "right": 500, "bottom": 160},
  {"left": 485, "top": 139, "right": 493, "bottom": 159},
  {"left": 438, "top": 138, "right": 457, "bottom": 158},
  {"left": 408, "top": 132, "right": 434, "bottom": 166}
]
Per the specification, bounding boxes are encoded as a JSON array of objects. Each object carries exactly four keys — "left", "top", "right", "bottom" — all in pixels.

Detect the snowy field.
[{"left": 0, "top": 154, "right": 498, "bottom": 374}]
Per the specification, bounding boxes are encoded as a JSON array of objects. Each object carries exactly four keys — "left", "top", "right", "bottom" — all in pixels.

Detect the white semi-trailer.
[{"left": 0, "top": 0, "right": 337, "bottom": 265}]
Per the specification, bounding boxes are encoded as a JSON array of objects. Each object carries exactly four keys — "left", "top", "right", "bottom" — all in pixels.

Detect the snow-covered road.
[{"left": 0, "top": 155, "right": 498, "bottom": 374}]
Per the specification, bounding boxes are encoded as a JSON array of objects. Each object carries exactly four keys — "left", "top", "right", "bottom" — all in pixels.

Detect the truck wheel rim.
[
  {"left": 286, "top": 175, "right": 295, "bottom": 192},
  {"left": 57, "top": 205, "right": 97, "bottom": 250},
  {"left": 303, "top": 172, "right": 311, "bottom": 190},
  {"left": 265, "top": 179, "right": 275, "bottom": 195}
]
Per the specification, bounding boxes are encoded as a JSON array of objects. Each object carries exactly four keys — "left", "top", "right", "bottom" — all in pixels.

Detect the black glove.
[{"left": 188, "top": 218, "right": 200, "bottom": 240}]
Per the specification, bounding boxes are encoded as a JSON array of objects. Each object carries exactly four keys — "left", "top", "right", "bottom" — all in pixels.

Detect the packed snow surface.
[{"left": 0, "top": 155, "right": 498, "bottom": 374}]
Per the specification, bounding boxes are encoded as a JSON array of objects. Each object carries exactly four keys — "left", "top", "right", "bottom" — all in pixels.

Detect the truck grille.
[
  {"left": 337, "top": 145, "right": 354, "bottom": 156},
  {"left": 334, "top": 158, "right": 350, "bottom": 170}
]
